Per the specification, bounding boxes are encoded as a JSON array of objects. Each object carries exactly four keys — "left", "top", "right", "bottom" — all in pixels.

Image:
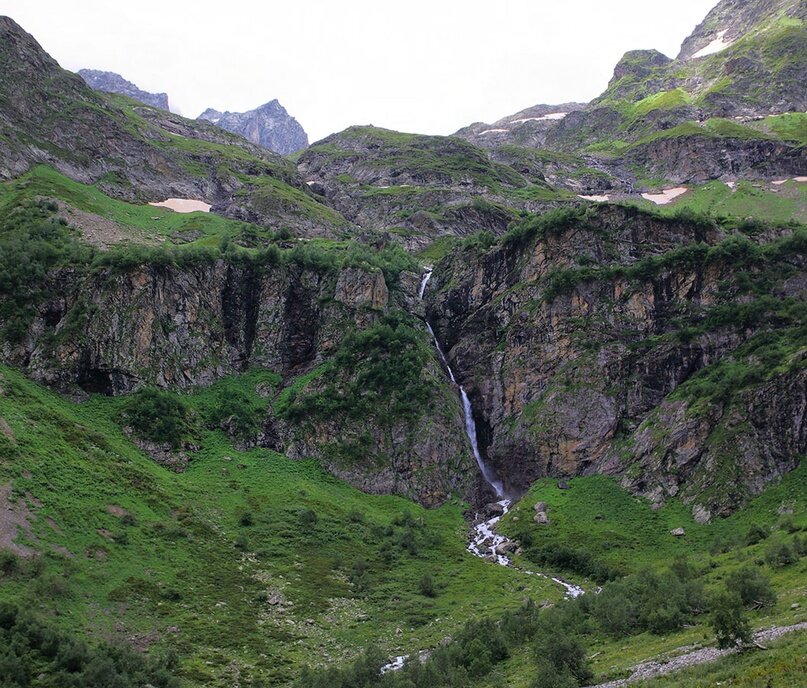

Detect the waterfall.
[
  {"left": 419, "top": 269, "right": 504, "bottom": 497},
  {"left": 418, "top": 269, "right": 584, "bottom": 599}
]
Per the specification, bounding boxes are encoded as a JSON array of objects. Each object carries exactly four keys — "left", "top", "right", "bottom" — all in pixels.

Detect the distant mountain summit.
[
  {"left": 78, "top": 69, "right": 169, "bottom": 110},
  {"left": 198, "top": 100, "right": 308, "bottom": 155}
]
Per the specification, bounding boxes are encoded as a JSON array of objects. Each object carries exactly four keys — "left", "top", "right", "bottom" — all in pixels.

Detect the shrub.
[
  {"left": 534, "top": 633, "right": 592, "bottom": 685},
  {"left": 764, "top": 540, "right": 798, "bottom": 568},
  {"left": 419, "top": 573, "right": 436, "bottom": 598},
  {"left": 710, "top": 590, "right": 752, "bottom": 649},
  {"left": 239, "top": 512, "right": 254, "bottom": 527},
  {"left": 120, "top": 388, "right": 189, "bottom": 448},
  {"left": 298, "top": 509, "right": 318, "bottom": 529},
  {"left": 728, "top": 566, "right": 776, "bottom": 609},
  {"left": 744, "top": 524, "right": 769, "bottom": 545},
  {"left": 0, "top": 551, "right": 18, "bottom": 577}
]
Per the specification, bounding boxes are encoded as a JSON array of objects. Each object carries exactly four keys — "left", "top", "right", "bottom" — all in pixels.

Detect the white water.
[
  {"left": 419, "top": 269, "right": 504, "bottom": 497},
  {"left": 381, "top": 272, "right": 584, "bottom": 674}
]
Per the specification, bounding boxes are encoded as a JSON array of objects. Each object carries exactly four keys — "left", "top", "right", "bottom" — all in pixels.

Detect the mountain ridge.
[{"left": 78, "top": 68, "right": 170, "bottom": 110}]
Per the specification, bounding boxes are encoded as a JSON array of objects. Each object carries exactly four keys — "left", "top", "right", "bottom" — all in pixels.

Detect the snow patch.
[
  {"left": 691, "top": 30, "right": 734, "bottom": 59},
  {"left": 794, "top": 177, "right": 807, "bottom": 183},
  {"left": 148, "top": 199, "right": 211, "bottom": 213},
  {"left": 510, "top": 112, "right": 568, "bottom": 124},
  {"left": 641, "top": 187, "right": 688, "bottom": 205},
  {"left": 578, "top": 194, "right": 610, "bottom": 202},
  {"left": 479, "top": 128, "right": 509, "bottom": 135}
]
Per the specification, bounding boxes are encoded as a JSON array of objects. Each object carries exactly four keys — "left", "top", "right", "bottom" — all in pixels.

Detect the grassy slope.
[
  {"left": 627, "top": 179, "right": 807, "bottom": 223},
  {"left": 0, "top": 166, "right": 261, "bottom": 247},
  {"left": 484, "top": 468, "right": 807, "bottom": 686},
  {"left": 0, "top": 364, "right": 557, "bottom": 687}
]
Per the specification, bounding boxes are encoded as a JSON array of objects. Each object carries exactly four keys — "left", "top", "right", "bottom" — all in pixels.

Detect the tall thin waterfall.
[{"left": 419, "top": 268, "right": 504, "bottom": 497}]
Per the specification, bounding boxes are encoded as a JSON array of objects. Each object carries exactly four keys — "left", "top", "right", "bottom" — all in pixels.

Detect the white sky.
[{"left": 3, "top": 0, "right": 718, "bottom": 142}]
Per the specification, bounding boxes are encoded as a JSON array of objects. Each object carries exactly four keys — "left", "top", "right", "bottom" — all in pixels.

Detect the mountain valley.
[{"left": 0, "top": 1, "right": 805, "bottom": 686}]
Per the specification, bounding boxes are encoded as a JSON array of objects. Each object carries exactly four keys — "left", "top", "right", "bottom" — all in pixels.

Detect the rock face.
[
  {"left": 2, "top": 257, "right": 475, "bottom": 506},
  {"left": 455, "top": 102, "right": 587, "bottom": 149},
  {"left": 295, "top": 125, "right": 567, "bottom": 251},
  {"left": 78, "top": 69, "right": 169, "bottom": 110},
  {"left": 199, "top": 100, "right": 308, "bottom": 155},
  {"left": 426, "top": 204, "right": 806, "bottom": 517}
]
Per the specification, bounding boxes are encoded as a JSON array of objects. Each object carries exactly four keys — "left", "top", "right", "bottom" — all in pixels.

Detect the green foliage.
[
  {"left": 502, "top": 206, "right": 592, "bottom": 248},
  {"left": 280, "top": 312, "right": 434, "bottom": 434},
  {"left": 727, "top": 566, "right": 776, "bottom": 609},
  {"left": 0, "top": 603, "right": 177, "bottom": 687},
  {"left": 764, "top": 539, "right": 799, "bottom": 568},
  {"left": 418, "top": 573, "right": 436, "bottom": 598},
  {"left": 710, "top": 590, "right": 752, "bottom": 649},
  {"left": 119, "top": 388, "right": 190, "bottom": 448},
  {"left": 0, "top": 200, "right": 95, "bottom": 340}
]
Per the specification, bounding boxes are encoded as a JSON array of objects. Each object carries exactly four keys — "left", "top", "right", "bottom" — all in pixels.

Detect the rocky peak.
[
  {"left": 198, "top": 99, "right": 308, "bottom": 155},
  {"left": 78, "top": 69, "right": 170, "bottom": 110}
]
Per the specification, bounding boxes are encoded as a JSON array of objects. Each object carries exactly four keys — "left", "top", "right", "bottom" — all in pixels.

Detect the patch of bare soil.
[
  {"left": 55, "top": 200, "right": 162, "bottom": 249},
  {"left": 0, "top": 483, "right": 35, "bottom": 556}
]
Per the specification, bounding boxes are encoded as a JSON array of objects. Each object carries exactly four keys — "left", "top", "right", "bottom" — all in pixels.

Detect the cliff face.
[
  {"left": 426, "top": 205, "right": 806, "bottom": 518},
  {"left": 78, "top": 69, "right": 170, "bottom": 110},
  {"left": 3, "top": 257, "right": 474, "bottom": 505},
  {"left": 199, "top": 100, "right": 309, "bottom": 155}
]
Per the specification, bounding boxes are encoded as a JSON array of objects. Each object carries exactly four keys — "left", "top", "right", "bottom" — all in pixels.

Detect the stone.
[
  {"left": 534, "top": 512, "right": 549, "bottom": 525},
  {"left": 534, "top": 501, "right": 547, "bottom": 512},
  {"left": 692, "top": 505, "right": 712, "bottom": 524},
  {"left": 670, "top": 527, "right": 686, "bottom": 537},
  {"left": 557, "top": 480, "right": 570, "bottom": 490}
]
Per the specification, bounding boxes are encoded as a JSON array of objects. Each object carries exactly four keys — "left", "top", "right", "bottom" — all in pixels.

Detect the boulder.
[
  {"left": 670, "top": 527, "right": 686, "bottom": 537},
  {"left": 534, "top": 512, "right": 549, "bottom": 525}
]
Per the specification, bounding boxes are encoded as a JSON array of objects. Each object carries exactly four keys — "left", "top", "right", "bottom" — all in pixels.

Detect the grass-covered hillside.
[{"left": 0, "top": 364, "right": 560, "bottom": 687}]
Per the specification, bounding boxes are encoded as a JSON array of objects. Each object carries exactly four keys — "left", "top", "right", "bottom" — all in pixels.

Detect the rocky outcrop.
[
  {"left": 12, "top": 261, "right": 361, "bottom": 393},
  {"left": 454, "top": 102, "right": 587, "bottom": 150},
  {"left": 295, "top": 126, "right": 568, "bottom": 250},
  {"left": 677, "top": 0, "right": 799, "bottom": 61},
  {"left": 78, "top": 69, "right": 169, "bottom": 110},
  {"left": 626, "top": 133, "right": 807, "bottom": 184},
  {"left": 426, "top": 204, "right": 806, "bottom": 516},
  {"left": 199, "top": 100, "right": 309, "bottom": 155}
]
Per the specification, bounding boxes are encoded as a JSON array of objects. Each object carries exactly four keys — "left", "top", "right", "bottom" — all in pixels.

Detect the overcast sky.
[{"left": 5, "top": 0, "right": 718, "bottom": 142}]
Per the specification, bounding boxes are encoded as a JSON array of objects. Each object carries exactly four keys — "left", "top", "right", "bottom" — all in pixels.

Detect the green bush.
[
  {"left": 120, "top": 388, "right": 190, "bottom": 448},
  {"left": 418, "top": 573, "right": 437, "bottom": 598},
  {"left": 764, "top": 540, "right": 799, "bottom": 568},
  {"left": 710, "top": 590, "right": 752, "bottom": 649},
  {"left": 727, "top": 566, "right": 776, "bottom": 608},
  {"left": 0, "top": 602, "right": 178, "bottom": 687}
]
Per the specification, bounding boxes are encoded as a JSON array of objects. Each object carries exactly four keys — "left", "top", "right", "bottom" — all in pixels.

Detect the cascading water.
[
  {"left": 419, "top": 268, "right": 584, "bottom": 598},
  {"left": 381, "top": 271, "right": 584, "bottom": 675},
  {"left": 419, "top": 269, "right": 504, "bottom": 497}
]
